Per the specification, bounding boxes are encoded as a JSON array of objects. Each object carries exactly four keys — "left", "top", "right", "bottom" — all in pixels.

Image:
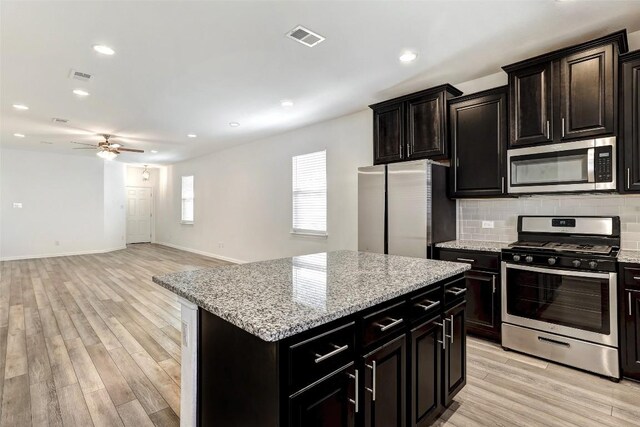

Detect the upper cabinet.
[
  {"left": 449, "top": 86, "right": 508, "bottom": 198},
  {"left": 503, "top": 30, "right": 628, "bottom": 148},
  {"left": 370, "top": 84, "right": 462, "bottom": 164},
  {"left": 620, "top": 50, "right": 640, "bottom": 193}
]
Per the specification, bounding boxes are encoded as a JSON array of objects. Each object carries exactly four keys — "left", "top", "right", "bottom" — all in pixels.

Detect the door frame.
[{"left": 126, "top": 186, "right": 155, "bottom": 244}]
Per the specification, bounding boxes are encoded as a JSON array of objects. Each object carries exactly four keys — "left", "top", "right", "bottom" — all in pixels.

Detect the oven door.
[{"left": 501, "top": 262, "right": 617, "bottom": 347}]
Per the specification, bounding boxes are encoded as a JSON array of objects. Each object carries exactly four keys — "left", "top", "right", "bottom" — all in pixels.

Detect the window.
[
  {"left": 292, "top": 150, "right": 327, "bottom": 236},
  {"left": 181, "top": 175, "right": 194, "bottom": 224}
]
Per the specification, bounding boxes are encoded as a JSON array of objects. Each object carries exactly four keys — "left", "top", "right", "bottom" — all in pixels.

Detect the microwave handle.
[{"left": 587, "top": 148, "right": 595, "bottom": 183}]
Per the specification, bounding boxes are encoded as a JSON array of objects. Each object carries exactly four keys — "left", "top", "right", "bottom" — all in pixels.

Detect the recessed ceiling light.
[
  {"left": 229, "top": 122, "right": 240, "bottom": 127},
  {"left": 93, "top": 45, "right": 115, "bottom": 55},
  {"left": 73, "top": 89, "right": 90, "bottom": 97},
  {"left": 151, "top": 150, "right": 158, "bottom": 154},
  {"left": 187, "top": 134, "right": 197, "bottom": 138},
  {"left": 14, "top": 133, "right": 25, "bottom": 138},
  {"left": 12, "top": 104, "right": 29, "bottom": 110},
  {"left": 399, "top": 51, "right": 418, "bottom": 63},
  {"left": 281, "top": 100, "right": 294, "bottom": 108}
]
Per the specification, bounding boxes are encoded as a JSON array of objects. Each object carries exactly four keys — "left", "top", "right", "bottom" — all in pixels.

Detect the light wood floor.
[
  {"left": 1, "top": 244, "right": 640, "bottom": 426},
  {"left": 0, "top": 244, "right": 228, "bottom": 426}
]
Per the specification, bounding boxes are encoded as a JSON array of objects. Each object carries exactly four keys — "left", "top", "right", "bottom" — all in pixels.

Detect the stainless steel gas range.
[{"left": 501, "top": 215, "right": 620, "bottom": 379}]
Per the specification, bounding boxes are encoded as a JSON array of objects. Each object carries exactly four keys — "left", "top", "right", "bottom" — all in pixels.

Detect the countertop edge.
[
  {"left": 152, "top": 263, "right": 470, "bottom": 342},
  {"left": 436, "top": 240, "right": 508, "bottom": 253}
]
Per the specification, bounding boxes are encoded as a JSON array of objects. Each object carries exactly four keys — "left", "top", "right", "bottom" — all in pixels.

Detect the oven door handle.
[{"left": 503, "top": 263, "right": 612, "bottom": 279}]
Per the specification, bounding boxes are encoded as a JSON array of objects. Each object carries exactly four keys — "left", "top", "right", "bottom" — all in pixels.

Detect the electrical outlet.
[
  {"left": 218, "top": 242, "right": 224, "bottom": 249},
  {"left": 482, "top": 221, "right": 495, "bottom": 229},
  {"left": 12, "top": 202, "right": 22, "bottom": 209}
]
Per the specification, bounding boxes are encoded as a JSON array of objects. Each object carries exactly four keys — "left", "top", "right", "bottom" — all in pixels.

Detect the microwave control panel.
[{"left": 595, "top": 146, "right": 613, "bottom": 182}]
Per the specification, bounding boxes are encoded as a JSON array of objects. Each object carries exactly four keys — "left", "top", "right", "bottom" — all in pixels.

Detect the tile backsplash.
[{"left": 458, "top": 194, "right": 640, "bottom": 250}]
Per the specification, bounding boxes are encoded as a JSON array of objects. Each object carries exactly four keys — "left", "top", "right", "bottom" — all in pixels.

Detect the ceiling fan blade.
[
  {"left": 70, "top": 141, "right": 97, "bottom": 146},
  {"left": 118, "top": 148, "right": 145, "bottom": 153}
]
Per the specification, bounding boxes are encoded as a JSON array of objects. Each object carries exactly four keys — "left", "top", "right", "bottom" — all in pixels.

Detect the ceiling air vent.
[
  {"left": 69, "top": 69, "right": 92, "bottom": 82},
  {"left": 52, "top": 117, "right": 69, "bottom": 124},
  {"left": 286, "top": 25, "right": 325, "bottom": 47}
]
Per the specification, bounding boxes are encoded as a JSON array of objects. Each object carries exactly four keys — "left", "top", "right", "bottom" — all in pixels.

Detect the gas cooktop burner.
[{"left": 508, "top": 241, "right": 613, "bottom": 255}]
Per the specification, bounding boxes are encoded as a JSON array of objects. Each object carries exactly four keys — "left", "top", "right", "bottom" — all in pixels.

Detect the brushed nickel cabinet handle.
[
  {"left": 492, "top": 275, "right": 496, "bottom": 294},
  {"left": 546, "top": 120, "right": 550, "bottom": 139},
  {"left": 446, "top": 287, "right": 466, "bottom": 296},
  {"left": 348, "top": 369, "right": 359, "bottom": 412},
  {"left": 435, "top": 321, "right": 447, "bottom": 350},
  {"left": 628, "top": 168, "right": 632, "bottom": 190},
  {"left": 630, "top": 291, "right": 633, "bottom": 317},
  {"left": 561, "top": 118, "right": 565, "bottom": 137},
  {"left": 633, "top": 276, "right": 640, "bottom": 281},
  {"left": 314, "top": 344, "right": 349, "bottom": 363},
  {"left": 365, "top": 361, "right": 377, "bottom": 401},
  {"left": 501, "top": 176, "right": 505, "bottom": 193},
  {"left": 448, "top": 315, "right": 454, "bottom": 344},
  {"left": 456, "top": 258, "right": 475, "bottom": 263},
  {"left": 415, "top": 300, "right": 440, "bottom": 311},
  {"left": 376, "top": 317, "right": 404, "bottom": 331}
]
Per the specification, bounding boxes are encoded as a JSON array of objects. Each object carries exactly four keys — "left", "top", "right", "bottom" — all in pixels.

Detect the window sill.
[
  {"left": 290, "top": 230, "right": 328, "bottom": 238},
  {"left": 181, "top": 221, "right": 194, "bottom": 225}
]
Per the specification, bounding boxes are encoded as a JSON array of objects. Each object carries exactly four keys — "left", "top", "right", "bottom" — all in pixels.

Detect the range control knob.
[
  {"left": 572, "top": 260, "right": 582, "bottom": 268},
  {"left": 525, "top": 256, "right": 534, "bottom": 263},
  {"left": 547, "top": 257, "right": 557, "bottom": 266},
  {"left": 589, "top": 261, "right": 598, "bottom": 270},
  {"left": 513, "top": 254, "right": 521, "bottom": 262}
]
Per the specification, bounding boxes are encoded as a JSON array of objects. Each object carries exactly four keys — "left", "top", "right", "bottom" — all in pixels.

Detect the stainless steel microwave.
[{"left": 507, "top": 137, "right": 616, "bottom": 194}]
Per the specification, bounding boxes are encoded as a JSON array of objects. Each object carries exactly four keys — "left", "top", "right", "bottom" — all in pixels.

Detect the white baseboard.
[
  {"left": 156, "top": 242, "right": 246, "bottom": 264},
  {"left": 0, "top": 246, "right": 127, "bottom": 262}
]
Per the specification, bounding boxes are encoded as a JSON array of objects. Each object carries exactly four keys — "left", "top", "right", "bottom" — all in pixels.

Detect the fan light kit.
[
  {"left": 12, "top": 104, "right": 29, "bottom": 110},
  {"left": 97, "top": 150, "right": 117, "bottom": 161},
  {"left": 93, "top": 45, "right": 115, "bottom": 55},
  {"left": 73, "top": 89, "right": 90, "bottom": 97},
  {"left": 142, "top": 165, "right": 150, "bottom": 181},
  {"left": 72, "top": 134, "right": 144, "bottom": 161}
]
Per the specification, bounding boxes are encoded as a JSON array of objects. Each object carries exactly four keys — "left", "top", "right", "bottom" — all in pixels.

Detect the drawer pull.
[
  {"left": 314, "top": 344, "right": 349, "bottom": 363},
  {"left": 435, "top": 321, "right": 447, "bottom": 350},
  {"left": 538, "top": 336, "right": 570, "bottom": 348},
  {"left": 456, "top": 258, "right": 475, "bottom": 263},
  {"left": 415, "top": 300, "right": 439, "bottom": 311},
  {"left": 366, "top": 362, "right": 377, "bottom": 401},
  {"left": 446, "top": 287, "right": 466, "bottom": 296},
  {"left": 347, "top": 369, "right": 359, "bottom": 412},
  {"left": 376, "top": 317, "right": 404, "bottom": 332},
  {"left": 633, "top": 276, "right": 640, "bottom": 281}
]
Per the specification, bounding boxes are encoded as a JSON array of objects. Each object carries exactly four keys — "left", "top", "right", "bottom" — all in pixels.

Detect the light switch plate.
[
  {"left": 12, "top": 202, "right": 22, "bottom": 209},
  {"left": 482, "top": 221, "right": 495, "bottom": 229}
]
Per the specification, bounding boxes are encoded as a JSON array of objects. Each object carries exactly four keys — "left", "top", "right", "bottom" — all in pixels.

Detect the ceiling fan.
[{"left": 71, "top": 134, "right": 144, "bottom": 160}]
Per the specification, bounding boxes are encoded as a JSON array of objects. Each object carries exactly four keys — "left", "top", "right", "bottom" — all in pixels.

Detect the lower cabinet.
[
  {"left": 464, "top": 270, "right": 500, "bottom": 340},
  {"left": 621, "top": 265, "right": 640, "bottom": 381},
  {"left": 410, "top": 316, "right": 442, "bottom": 426},
  {"left": 443, "top": 302, "right": 467, "bottom": 405},
  {"left": 363, "top": 335, "right": 406, "bottom": 427},
  {"left": 289, "top": 365, "right": 356, "bottom": 427}
]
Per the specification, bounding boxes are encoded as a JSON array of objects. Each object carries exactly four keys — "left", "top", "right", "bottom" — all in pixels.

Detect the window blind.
[
  {"left": 292, "top": 150, "right": 326, "bottom": 234},
  {"left": 181, "top": 175, "right": 194, "bottom": 223}
]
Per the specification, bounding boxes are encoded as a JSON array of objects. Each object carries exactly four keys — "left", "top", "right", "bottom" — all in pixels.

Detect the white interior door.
[{"left": 126, "top": 187, "right": 152, "bottom": 244}]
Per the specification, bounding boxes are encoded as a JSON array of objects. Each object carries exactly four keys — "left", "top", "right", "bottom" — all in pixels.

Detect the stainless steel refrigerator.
[{"left": 358, "top": 160, "right": 456, "bottom": 258}]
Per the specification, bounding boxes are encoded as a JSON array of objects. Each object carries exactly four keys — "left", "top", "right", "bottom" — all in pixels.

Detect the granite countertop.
[
  {"left": 152, "top": 250, "right": 470, "bottom": 342},
  {"left": 618, "top": 250, "right": 640, "bottom": 264},
  {"left": 436, "top": 240, "right": 509, "bottom": 253}
]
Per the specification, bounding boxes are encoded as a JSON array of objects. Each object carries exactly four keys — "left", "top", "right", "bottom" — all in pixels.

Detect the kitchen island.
[{"left": 153, "top": 250, "right": 470, "bottom": 426}]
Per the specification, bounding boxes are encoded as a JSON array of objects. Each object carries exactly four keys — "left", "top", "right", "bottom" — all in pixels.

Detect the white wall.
[
  {"left": 104, "top": 162, "right": 127, "bottom": 250},
  {"left": 156, "top": 110, "right": 372, "bottom": 263},
  {"left": 0, "top": 148, "right": 126, "bottom": 260}
]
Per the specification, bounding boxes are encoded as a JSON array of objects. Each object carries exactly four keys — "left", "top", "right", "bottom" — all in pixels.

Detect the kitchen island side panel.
[{"left": 199, "top": 308, "right": 280, "bottom": 426}]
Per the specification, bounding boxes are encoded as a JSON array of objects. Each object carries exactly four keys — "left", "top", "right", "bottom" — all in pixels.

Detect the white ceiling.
[{"left": 1, "top": 1, "right": 639, "bottom": 164}]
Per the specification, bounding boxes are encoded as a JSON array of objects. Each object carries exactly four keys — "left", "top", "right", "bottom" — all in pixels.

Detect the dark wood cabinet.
[
  {"left": 363, "top": 334, "right": 406, "bottom": 427},
  {"left": 437, "top": 248, "right": 501, "bottom": 341},
  {"left": 406, "top": 92, "right": 447, "bottom": 159},
  {"left": 373, "top": 102, "right": 404, "bottom": 164},
  {"left": 289, "top": 365, "right": 356, "bottom": 427},
  {"left": 410, "top": 316, "right": 442, "bottom": 427},
  {"left": 620, "top": 50, "right": 640, "bottom": 192},
  {"left": 621, "top": 265, "right": 640, "bottom": 381},
  {"left": 443, "top": 302, "right": 466, "bottom": 406},
  {"left": 370, "top": 84, "right": 462, "bottom": 164},
  {"left": 560, "top": 44, "right": 615, "bottom": 140},
  {"left": 449, "top": 86, "right": 508, "bottom": 197},
  {"left": 503, "top": 30, "right": 627, "bottom": 148},
  {"left": 509, "top": 62, "right": 553, "bottom": 146}
]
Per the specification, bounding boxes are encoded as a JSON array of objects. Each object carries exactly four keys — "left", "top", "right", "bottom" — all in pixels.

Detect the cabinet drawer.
[
  {"left": 288, "top": 322, "right": 356, "bottom": 393},
  {"left": 362, "top": 300, "right": 407, "bottom": 347},
  {"left": 438, "top": 249, "right": 500, "bottom": 271},
  {"left": 444, "top": 276, "right": 467, "bottom": 308},
  {"left": 623, "top": 267, "right": 640, "bottom": 289},
  {"left": 408, "top": 286, "right": 442, "bottom": 324}
]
